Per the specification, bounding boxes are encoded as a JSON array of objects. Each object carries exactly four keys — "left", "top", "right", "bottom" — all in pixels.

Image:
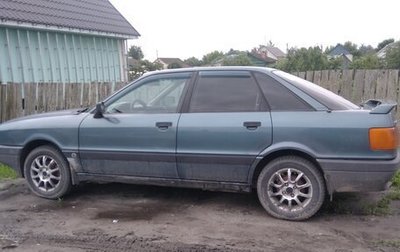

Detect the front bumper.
[
  {"left": 318, "top": 153, "right": 400, "bottom": 194},
  {"left": 0, "top": 145, "right": 22, "bottom": 176}
]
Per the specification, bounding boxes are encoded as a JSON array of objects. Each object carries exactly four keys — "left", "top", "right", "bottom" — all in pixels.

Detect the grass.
[
  {"left": 0, "top": 163, "right": 17, "bottom": 180},
  {"left": 371, "top": 239, "right": 400, "bottom": 249},
  {"left": 391, "top": 170, "right": 400, "bottom": 188}
]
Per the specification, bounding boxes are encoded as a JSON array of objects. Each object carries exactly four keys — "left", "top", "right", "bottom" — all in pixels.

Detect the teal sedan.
[{"left": 0, "top": 67, "right": 398, "bottom": 220}]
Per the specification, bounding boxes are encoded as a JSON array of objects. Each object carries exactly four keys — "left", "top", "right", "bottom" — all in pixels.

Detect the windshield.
[{"left": 272, "top": 70, "right": 360, "bottom": 110}]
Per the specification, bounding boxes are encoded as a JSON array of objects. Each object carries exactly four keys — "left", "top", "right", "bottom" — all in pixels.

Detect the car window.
[
  {"left": 106, "top": 75, "right": 190, "bottom": 114},
  {"left": 189, "top": 71, "right": 266, "bottom": 113},
  {"left": 272, "top": 70, "right": 360, "bottom": 110},
  {"left": 254, "top": 72, "right": 313, "bottom": 111}
]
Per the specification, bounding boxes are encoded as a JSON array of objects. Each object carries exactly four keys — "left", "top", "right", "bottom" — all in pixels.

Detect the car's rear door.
[
  {"left": 176, "top": 70, "right": 272, "bottom": 182},
  {"left": 79, "top": 72, "right": 192, "bottom": 178}
]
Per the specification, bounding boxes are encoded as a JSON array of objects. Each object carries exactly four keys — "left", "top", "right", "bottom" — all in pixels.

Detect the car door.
[
  {"left": 176, "top": 70, "right": 273, "bottom": 183},
  {"left": 79, "top": 72, "right": 192, "bottom": 178}
]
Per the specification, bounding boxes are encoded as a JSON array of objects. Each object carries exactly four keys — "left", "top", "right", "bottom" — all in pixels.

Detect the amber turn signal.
[{"left": 369, "top": 127, "right": 399, "bottom": 151}]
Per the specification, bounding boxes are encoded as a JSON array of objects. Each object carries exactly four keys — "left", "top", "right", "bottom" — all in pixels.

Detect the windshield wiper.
[
  {"left": 77, "top": 107, "right": 89, "bottom": 113},
  {"left": 112, "top": 108, "right": 123, "bottom": 113}
]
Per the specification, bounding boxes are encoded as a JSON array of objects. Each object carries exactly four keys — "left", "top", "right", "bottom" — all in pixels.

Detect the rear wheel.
[
  {"left": 24, "top": 146, "right": 72, "bottom": 199},
  {"left": 257, "top": 156, "right": 325, "bottom": 220}
]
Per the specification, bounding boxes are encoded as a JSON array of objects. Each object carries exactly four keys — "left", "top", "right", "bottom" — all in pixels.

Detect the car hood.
[
  {"left": 0, "top": 108, "right": 91, "bottom": 147},
  {"left": 1, "top": 108, "right": 90, "bottom": 125}
]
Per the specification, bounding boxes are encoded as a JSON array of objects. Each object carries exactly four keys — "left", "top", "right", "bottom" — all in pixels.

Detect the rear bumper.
[
  {"left": 318, "top": 153, "right": 400, "bottom": 194},
  {"left": 0, "top": 145, "right": 22, "bottom": 176}
]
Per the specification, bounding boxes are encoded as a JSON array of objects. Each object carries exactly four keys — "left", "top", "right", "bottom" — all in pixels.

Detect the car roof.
[{"left": 141, "top": 66, "right": 276, "bottom": 77}]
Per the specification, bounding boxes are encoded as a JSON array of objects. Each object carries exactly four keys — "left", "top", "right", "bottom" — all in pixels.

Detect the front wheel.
[
  {"left": 24, "top": 146, "right": 72, "bottom": 199},
  {"left": 257, "top": 156, "right": 325, "bottom": 220}
]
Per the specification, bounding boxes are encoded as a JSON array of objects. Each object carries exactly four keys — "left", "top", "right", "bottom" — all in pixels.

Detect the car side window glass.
[
  {"left": 105, "top": 75, "right": 190, "bottom": 114},
  {"left": 189, "top": 72, "right": 265, "bottom": 113},
  {"left": 254, "top": 72, "right": 313, "bottom": 111}
]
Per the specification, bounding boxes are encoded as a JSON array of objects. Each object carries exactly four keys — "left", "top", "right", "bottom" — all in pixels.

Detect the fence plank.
[
  {"left": 90, "top": 82, "right": 98, "bottom": 105},
  {"left": 363, "top": 70, "right": 378, "bottom": 100},
  {"left": 298, "top": 72, "right": 306, "bottom": 80},
  {"left": 37, "top": 83, "right": 45, "bottom": 113},
  {"left": 328, "top": 70, "right": 341, "bottom": 93},
  {"left": 99, "top": 82, "right": 112, "bottom": 101},
  {"left": 306, "top": 71, "right": 314, "bottom": 82},
  {"left": 7, "top": 84, "right": 19, "bottom": 120},
  {"left": 313, "top": 71, "right": 322, "bottom": 85},
  {"left": 24, "top": 83, "right": 36, "bottom": 115},
  {"left": 352, "top": 70, "right": 365, "bottom": 104},
  {"left": 320, "top": 70, "right": 329, "bottom": 89},
  {"left": 66, "top": 83, "right": 81, "bottom": 109},
  {"left": 340, "top": 70, "right": 354, "bottom": 100},
  {"left": 45, "top": 83, "right": 58, "bottom": 112},
  {"left": 57, "top": 83, "right": 65, "bottom": 110},
  {"left": 82, "top": 83, "right": 91, "bottom": 108},
  {"left": 376, "top": 70, "right": 389, "bottom": 100},
  {"left": 387, "top": 70, "right": 399, "bottom": 103}
]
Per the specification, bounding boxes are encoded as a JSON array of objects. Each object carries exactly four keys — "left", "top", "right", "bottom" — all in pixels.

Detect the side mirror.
[{"left": 94, "top": 102, "right": 105, "bottom": 118}]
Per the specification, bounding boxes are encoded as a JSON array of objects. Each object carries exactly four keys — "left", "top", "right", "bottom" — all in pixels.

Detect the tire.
[
  {"left": 24, "top": 145, "right": 72, "bottom": 199},
  {"left": 257, "top": 156, "right": 325, "bottom": 220}
]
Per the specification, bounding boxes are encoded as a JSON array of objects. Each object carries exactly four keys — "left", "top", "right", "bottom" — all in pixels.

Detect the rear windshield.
[{"left": 272, "top": 70, "right": 360, "bottom": 110}]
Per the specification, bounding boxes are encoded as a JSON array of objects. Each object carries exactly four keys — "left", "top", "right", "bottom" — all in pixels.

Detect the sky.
[{"left": 109, "top": 0, "right": 400, "bottom": 61}]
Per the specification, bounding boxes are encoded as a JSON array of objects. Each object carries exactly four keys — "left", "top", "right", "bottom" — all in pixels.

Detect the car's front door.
[
  {"left": 177, "top": 71, "right": 273, "bottom": 182},
  {"left": 79, "top": 72, "right": 192, "bottom": 178}
]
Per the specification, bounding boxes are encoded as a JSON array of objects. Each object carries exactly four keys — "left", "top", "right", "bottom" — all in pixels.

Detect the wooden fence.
[
  {"left": 294, "top": 69, "right": 400, "bottom": 105},
  {"left": 0, "top": 69, "right": 399, "bottom": 123},
  {"left": 0, "top": 82, "right": 127, "bottom": 122}
]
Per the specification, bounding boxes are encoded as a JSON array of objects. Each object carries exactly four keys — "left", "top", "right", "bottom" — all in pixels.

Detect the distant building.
[
  {"left": 155, "top": 58, "right": 189, "bottom": 69},
  {"left": 377, "top": 42, "right": 396, "bottom": 58},
  {"left": 250, "top": 46, "right": 286, "bottom": 64},
  {"left": 328, "top": 44, "right": 353, "bottom": 69},
  {"left": 0, "top": 0, "right": 140, "bottom": 84},
  {"left": 247, "top": 52, "right": 274, "bottom": 66}
]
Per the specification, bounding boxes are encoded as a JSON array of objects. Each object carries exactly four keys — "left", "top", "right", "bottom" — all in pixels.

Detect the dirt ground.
[{"left": 0, "top": 179, "right": 400, "bottom": 252}]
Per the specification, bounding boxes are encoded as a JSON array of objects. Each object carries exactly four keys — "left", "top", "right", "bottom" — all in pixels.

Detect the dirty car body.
[{"left": 0, "top": 67, "right": 399, "bottom": 220}]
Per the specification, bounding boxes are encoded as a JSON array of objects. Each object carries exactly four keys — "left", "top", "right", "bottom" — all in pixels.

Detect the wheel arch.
[
  {"left": 19, "top": 139, "right": 63, "bottom": 177},
  {"left": 250, "top": 149, "right": 328, "bottom": 193}
]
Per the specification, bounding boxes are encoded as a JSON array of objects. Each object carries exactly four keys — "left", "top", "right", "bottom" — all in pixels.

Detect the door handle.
[
  {"left": 156, "top": 122, "right": 173, "bottom": 130},
  {"left": 243, "top": 121, "right": 261, "bottom": 130}
]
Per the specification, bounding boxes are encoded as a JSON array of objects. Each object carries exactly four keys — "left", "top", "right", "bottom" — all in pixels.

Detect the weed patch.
[
  {"left": 391, "top": 170, "right": 400, "bottom": 189},
  {"left": 0, "top": 164, "right": 17, "bottom": 180}
]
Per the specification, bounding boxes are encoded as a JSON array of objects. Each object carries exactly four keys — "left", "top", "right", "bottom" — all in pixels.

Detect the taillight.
[{"left": 369, "top": 127, "right": 399, "bottom": 151}]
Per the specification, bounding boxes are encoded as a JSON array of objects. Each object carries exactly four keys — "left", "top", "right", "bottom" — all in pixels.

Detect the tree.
[
  {"left": 385, "top": 41, "right": 400, "bottom": 69},
  {"left": 202, "top": 51, "right": 224, "bottom": 65},
  {"left": 351, "top": 54, "right": 382, "bottom": 69},
  {"left": 222, "top": 53, "right": 252, "bottom": 66},
  {"left": 343, "top": 41, "right": 361, "bottom": 57},
  {"left": 184, "top": 57, "right": 202, "bottom": 66},
  {"left": 358, "top": 44, "right": 375, "bottom": 56},
  {"left": 275, "top": 46, "right": 330, "bottom": 72},
  {"left": 377, "top": 38, "right": 394, "bottom": 52},
  {"left": 128, "top": 45, "right": 144, "bottom": 60},
  {"left": 129, "top": 60, "right": 162, "bottom": 80}
]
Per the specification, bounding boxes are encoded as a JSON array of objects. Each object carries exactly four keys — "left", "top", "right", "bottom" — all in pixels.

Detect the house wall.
[{"left": 0, "top": 27, "right": 127, "bottom": 84}]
